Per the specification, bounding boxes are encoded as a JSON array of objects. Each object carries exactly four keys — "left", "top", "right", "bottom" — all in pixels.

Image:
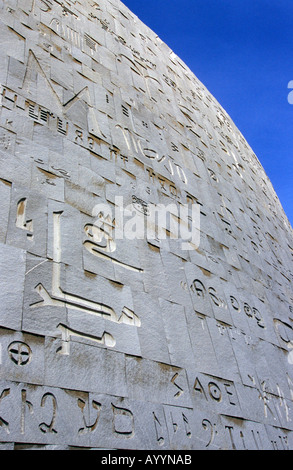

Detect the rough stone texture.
[{"left": 0, "top": 0, "right": 292, "bottom": 450}]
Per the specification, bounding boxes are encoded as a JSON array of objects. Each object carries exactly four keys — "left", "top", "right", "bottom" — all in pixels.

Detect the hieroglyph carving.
[
  {"left": 30, "top": 211, "right": 141, "bottom": 351},
  {"left": 0, "top": 0, "right": 292, "bottom": 451}
]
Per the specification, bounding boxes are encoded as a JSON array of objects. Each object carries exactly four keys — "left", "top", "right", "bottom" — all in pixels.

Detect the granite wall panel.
[{"left": 0, "top": 0, "right": 292, "bottom": 450}]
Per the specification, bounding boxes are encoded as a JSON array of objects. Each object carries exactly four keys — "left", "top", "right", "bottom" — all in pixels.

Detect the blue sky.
[{"left": 122, "top": 0, "right": 293, "bottom": 226}]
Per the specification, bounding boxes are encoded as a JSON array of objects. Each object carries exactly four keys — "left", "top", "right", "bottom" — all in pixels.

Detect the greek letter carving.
[{"left": 208, "top": 382, "right": 222, "bottom": 402}]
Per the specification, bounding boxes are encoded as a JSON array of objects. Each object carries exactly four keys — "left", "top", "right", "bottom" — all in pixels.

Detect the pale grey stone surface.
[
  {"left": 0, "top": 0, "right": 292, "bottom": 450},
  {"left": 0, "top": 242, "right": 26, "bottom": 330}
]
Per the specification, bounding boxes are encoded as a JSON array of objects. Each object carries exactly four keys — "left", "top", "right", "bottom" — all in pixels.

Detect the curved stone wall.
[{"left": 0, "top": 0, "right": 292, "bottom": 450}]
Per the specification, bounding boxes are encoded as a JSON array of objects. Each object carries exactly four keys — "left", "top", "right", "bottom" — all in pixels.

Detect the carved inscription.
[
  {"left": 0, "top": 0, "right": 292, "bottom": 452},
  {"left": 190, "top": 278, "right": 265, "bottom": 328},
  {"left": 1, "top": 84, "right": 188, "bottom": 201},
  {"left": 8, "top": 342, "right": 32, "bottom": 366},
  {"left": 0, "top": 381, "right": 166, "bottom": 447},
  {"left": 193, "top": 374, "right": 239, "bottom": 409},
  {"left": 0, "top": 383, "right": 121, "bottom": 442},
  {"left": 78, "top": 398, "right": 101, "bottom": 436},
  {"left": 28, "top": 210, "right": 141, "bottom": 351},
  {"left": 16, "top": 199, "right": 33, "bottom": 239},
  {"left": 39, "top": 393, "right": 58, "bottom": 435}
]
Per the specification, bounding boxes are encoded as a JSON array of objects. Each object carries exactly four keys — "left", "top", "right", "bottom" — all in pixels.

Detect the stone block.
[
  {"left": 0, "top": 242, "right": 26, "bottom": 331},
  {"left": 0, "top": 0, "right": 291, "bottom": 451}
]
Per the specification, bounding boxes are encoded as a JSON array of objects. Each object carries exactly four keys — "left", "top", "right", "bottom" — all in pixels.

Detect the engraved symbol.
[
  {"left": 21, "top": 389, "right": 33, "bottom": 434},
  {"left": 84, "top": 210, "right": 143, "bottom": 273},
  {"left": 84, "top": 212, "right": 116, "bottom": 254},
  {"left": 75, "top": 129, "right": 83, "bottom": 144},
  {"left": 182, "top": 413, "right": 192, "bottom": 438},
  {"left": 16, "top": 198, "right": 33, "bottom": 239},
  {"left": 180, "top": 280, "right": 188, "bottom": 291},
  {"left": 21, "top": 51, "right": 105, "bottom": 139},
  {"left": 153, "top": 412, "right": 165, "bottom": 446},
  {"left": 170, "top": 411, "right": 178, "bottom": 433},
  {"left": 208, "top": 168, "right": 218, "bottom": 182},
  {"left": 252, "top": 308, "right": 265, "bottom": 328},
  {"left": 171, "top": 373, "right": 184, "bottom": 398},
  {"left": 170, "top": 411, "right": 191, "bottom": 439},
  {"left": 122, "top": 104, "right": 129, "bottom": 117},
  {"left": 190, "top": 279, "right": 206, "bottom": 298},
  {"left": 111, "top": 403, "right": 134, "bottom": 439},
  {"left": 39, "top": 393, "right": 57, "bottom": 434},
  {"left": 193, "top": 377, "right": 207, "bottom": 399},
  {"left": 33, "top": 282, "right": 140, "bottom": 328},
  {"left": 230, "top": 295, "right": 240, "bottom": 312},
  {"left": 221, "top": 218, "right": 233, "bottom": 236},
  {"left": 132, "top": 195, "right": 149, "bottom": 216},
  {"left": 171, "top": 142, "right": 179, "bottom": 152},
  {"left": 208, "top": 287, "right": 226, "bottom": 308},
  {"left": 78, "top": 398, "right": 101, "bottom": 435},
  {"left": 84, "top": 33, "right": 98, "bottom": 53},
  {"left": 57, "top": 324, "right": 116, "bottom": 355},
  {"left": 51, "top": 166, "right": 70, "bottom": 179},
  {"left": 30, "top": 211, "right": 140, "bottom": 353},
  {"left": 28, "top": 103, "right": 39, "bottom": 120},
  {"left": 8, "top": 342, "right": 32, "bottom": 366},
  {"left": 251, "top": 429, "right": 263, "bottom": 450},
  {"left": 208, "top": 382, "right": 222, "bottom": 402},
  {"left": 202, "top": 419, "right": 217, "bottom": 448},
  {"left": 39, "top": 0, "right": 53, "bottom": 12},
  {"left": 0, "top": 389, "right": 10, "bottom": 434},
  {"left": 197, "top": 148, "right": 205, "bottom": 161},
  {"left": 259, "top": 380, "right": 275, "bottom": 420},
  {"left": 244, "top": 302, "right": 253, "bottom": 317},
  {"left": 57, "top": 118, "right": 68, "bottom": 135}
]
